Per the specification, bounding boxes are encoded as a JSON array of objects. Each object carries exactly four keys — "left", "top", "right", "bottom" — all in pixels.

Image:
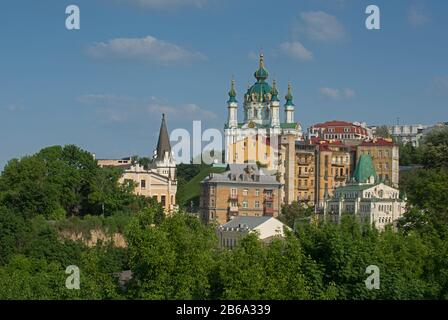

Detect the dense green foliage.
[{"left": 0, "top": 145, "right": 151, "bottom": 219}]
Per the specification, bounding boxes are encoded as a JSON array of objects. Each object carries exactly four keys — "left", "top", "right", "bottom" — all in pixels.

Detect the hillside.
[{"left": 176, "top": 165, "right": 227, "bottom": 208}]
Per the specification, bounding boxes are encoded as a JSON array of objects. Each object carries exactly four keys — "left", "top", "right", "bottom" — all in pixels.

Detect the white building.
[
  {"left": 370, "top": 124, "right": 429, "bottom": 147},
  {"left": 216, "top": 216, "right": 290, "bottom": 249},
  {"left": 324, "top": 154, "right": 406, "bottom": 230}
]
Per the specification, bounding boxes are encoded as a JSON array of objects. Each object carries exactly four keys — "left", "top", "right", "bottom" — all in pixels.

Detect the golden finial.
[{"left": 259, "top": 53, "right": 264, "bottom": 68}]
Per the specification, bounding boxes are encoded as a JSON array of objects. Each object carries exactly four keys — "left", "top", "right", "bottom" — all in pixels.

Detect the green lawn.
[{"left": 177, "top": 166, "right": 227, "bottom": 208}]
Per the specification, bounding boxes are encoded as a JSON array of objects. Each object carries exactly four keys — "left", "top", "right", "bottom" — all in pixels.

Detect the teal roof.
[
  {"left": 227, "top": 79, "right": 237, "bottom": 103},
  {"left": 284, "top": 82, "right": 294, "bottom": 107},
  {"left": 245, "top": 53, "right": 274, "bottom": 103},
  {"left": 254, "top": 53, "right": 269, "bottom": 82},
  {"left": 335, "top": 183, "right": 377, "bottom": 192},
  {"left": 353, "top": 155, "right": 378, "bottom": 183},
  {"left": 280, "top": 123, "right": 297, "bottom": 129},
  {"left": 246, "top": 82, "right": 273, "bottom": 102}
]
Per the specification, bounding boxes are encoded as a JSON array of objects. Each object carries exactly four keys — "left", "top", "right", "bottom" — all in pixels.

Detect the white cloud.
[
  {"left": 320, "top": 87, "right": 355, "bottom": 100},
  {"left": 1, "top": 103, "right": 25, "bottom": 112},
  {"left": 279, "top": 41, "right": 314, "bottom": 61},
  {"left": 296, "top": 11, "right": 347, "bottom": 43},
  {"left": 115, "top": 0, "right": 209, "bottom": 10},
  {"left": 86, "top": 35, "right": 206, "bottom": 65},
  {"left": 77, "top": 94, "right": 217, "bottom": 123},
  {"left": 148, "top": 102, "right": 217, "bottom": 120},
  {"left": 408, "top": 5, "right": 429, "bottom": 27}
]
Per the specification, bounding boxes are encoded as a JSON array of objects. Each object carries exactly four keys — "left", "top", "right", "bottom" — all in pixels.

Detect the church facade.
[
  {"left": 323, "top": 154, "right": 406, "bottom": 230},
  {"left": 224, "top": 54, "right": 303, "bottom": 204}
]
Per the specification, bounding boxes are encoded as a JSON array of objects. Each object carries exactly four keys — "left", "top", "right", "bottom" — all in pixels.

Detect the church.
[
  {"left": 224, "top": 53, "right": 303, "bottom": 204},
  {"left": 323, "top": 155, "right": 406, "bottom": 230},
  {"left": 97, "top": 115, "right": 177, "bottom": 213}
]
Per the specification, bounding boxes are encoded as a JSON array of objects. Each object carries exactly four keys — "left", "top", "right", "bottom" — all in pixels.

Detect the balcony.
[
  {"left": 331, "top": 162, "right": 345, "bottom": 167},
  {"left": 228, "top": 206, "right": 239, "bottom": 214},
  {"left": 334, "top": 175, "right": 347, "bottom": 181},
  {"left": 264, "top": 206, "right": 274, "bottom": 216},
  {"left": 297, "top": 158, "right": 312, "bottom": 165},
  {"left": 229, "top": 194, "right": 238, "bottom": 201},
  {"left": 298, "top": 185, "right": 309, "bottom": 190},
  {"left": 298, "top": 172, "right": 310, "bottom": 178},
  {"left": 264, "top": 194, "right": 274, "bottom": 202}
]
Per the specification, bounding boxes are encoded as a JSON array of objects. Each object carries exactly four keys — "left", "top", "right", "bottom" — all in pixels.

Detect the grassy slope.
[{"left": 177, "top": 166, "right": 227, "bottom": 207}]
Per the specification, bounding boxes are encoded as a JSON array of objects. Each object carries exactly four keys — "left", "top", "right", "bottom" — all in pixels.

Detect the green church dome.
[
  {"left": 353, "top": 155, "right": 378, "bottom": 183},
  {"left": 245, "top": 53, "right": 273, "bottom": 102},
  {"left": 227, "top": 79, "right": 237, "bottom": 103},
  {"left": 253, "top": 53, "right": 269, "bottom": 81},
  {"left": 284, "top": 82, "right": 294, "bottom": 107}
]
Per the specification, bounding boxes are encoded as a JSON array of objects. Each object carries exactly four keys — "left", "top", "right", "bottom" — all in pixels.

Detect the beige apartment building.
[
  {"left": 356, "top": 138, "right": 399, "bottom": 188},
  {"left": 200, "top": 164, "right": 282, "bottom": 225}
]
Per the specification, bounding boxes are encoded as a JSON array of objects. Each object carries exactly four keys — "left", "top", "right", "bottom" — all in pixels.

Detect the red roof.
[
  {"left": 310, "top": 120, "right": 368, "bottom": 136},
  {"left": 360, "top": 138, "right": 394, "bottom": 146},
  {"left": 313, "top": 120, "right": 359, "bottom": 128}
]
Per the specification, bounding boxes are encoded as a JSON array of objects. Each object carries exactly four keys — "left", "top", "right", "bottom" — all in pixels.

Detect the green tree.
[
  {"left": 375, "top": 125, "right": 391, "bottom": 139},
  {"left": 125, "top": 209, "right": 217, "bottom": 299}
]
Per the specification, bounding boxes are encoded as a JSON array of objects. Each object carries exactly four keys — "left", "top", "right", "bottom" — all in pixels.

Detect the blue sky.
[{"left": 0, "top": 0, "right": 447, "bottom": 168}]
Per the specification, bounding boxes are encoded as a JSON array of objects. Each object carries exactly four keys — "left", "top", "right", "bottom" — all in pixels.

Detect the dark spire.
[{"left": 156, "top": 114, "right": 171, "bottom": 160}]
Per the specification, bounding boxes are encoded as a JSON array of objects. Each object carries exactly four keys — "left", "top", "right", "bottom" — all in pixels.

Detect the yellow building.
[
  {"left": 356, "top": 138, "right": 399, "bottom": 188},
  {"left": 227, "top": 134, "right": 276, "bottom": 169}
]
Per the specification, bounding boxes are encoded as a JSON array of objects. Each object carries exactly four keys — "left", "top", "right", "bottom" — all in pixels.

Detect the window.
[
  {"left": 242, "top": 200, "right": 248, "bottom": 208},
  {"left": 161, "top": 195, "right": 166, "bottom": 207},
  {"left": 210, "top": 186, "right": 215, "bottom": 195},
  {"left": 141, "top": 180, "right": 146, "bottom": 189},
  {"left": 255, "top": 189, "right": 260, "bottom": 196},
  {"left": 243, "top": 188, "right": 248, "bottom": 196},
  {"left": 255, "top": 201, "right": 260, "bottom": 208},
  {"left": 231, "top": 188, "right": 237, "bottom": 196}
]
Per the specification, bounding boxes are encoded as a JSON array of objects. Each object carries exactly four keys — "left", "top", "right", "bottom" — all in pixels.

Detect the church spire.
[
  {"left": 156, "top": 114, "right": 171, "bottom": 161},
  {"left": 227, "top": 78, "right": 237, "bottom": 103},
  {"left": 254, "top": 53, "right": 269, "bottom": 83},
  {"left": 271, "top": 79, "right": 279, "bottom": 101},
  {"left": 285, "top": 82, "right": 294, "bottom": 106}
]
